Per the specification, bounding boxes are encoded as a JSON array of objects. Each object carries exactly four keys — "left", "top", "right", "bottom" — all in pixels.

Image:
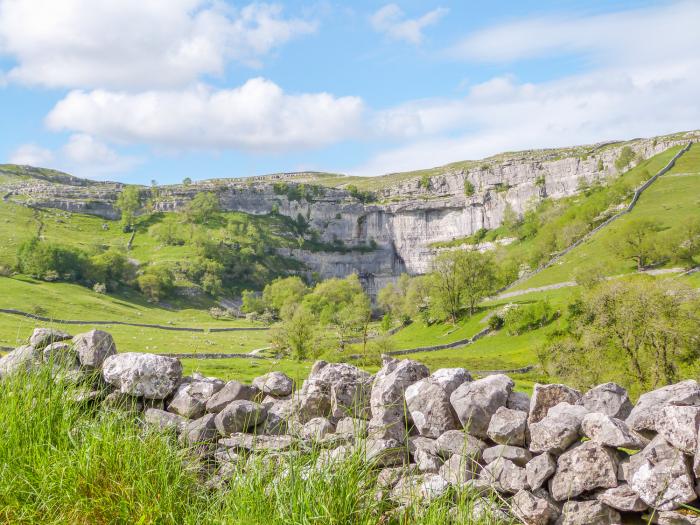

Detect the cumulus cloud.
[
  {"left": 8, "top": 143, "right": 54, "bottom": 165},
  {"left": 0, "top": 0, "right": 317, "bottom": 89},
  {"left": 370, "top": 4, "right": 447, "bottom": 44},
  {"left": 46, "top": 78, "right": 365, "bottom": 152}
]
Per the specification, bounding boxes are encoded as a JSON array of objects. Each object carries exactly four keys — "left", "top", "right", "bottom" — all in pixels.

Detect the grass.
[{"left": 0, "top": 366, "right": 512, "bottom": 524}]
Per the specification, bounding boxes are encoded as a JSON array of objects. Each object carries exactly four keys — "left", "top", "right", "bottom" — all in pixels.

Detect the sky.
[{"left": 0, "top": 0, "right": 699, "bottom": 184}]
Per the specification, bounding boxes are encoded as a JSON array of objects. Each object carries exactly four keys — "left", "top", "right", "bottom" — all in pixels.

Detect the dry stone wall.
[{"left": 4, "top": 327, "right": 700, "bottom": 524}]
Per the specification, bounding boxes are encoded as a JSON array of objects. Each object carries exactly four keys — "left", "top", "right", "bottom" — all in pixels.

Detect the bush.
[
  {"left": 93, "top": 282, "right": 107, "bottom": 294},
  {"left": 504, "top": 299, "right": 557, "bottom": 335},
  {"left": 615, "top": 146, "right": 635, "bottom": 171},
  {"left": 16, "top": 237, "right": 89, "bottom": 282},
  {"left": 419, "top": 174, "right": 431, "bottom": 189},
  {"left": 488, "top": 314, "right": 504, "bottom": 331},
  {"left": 137, "top": 265, "right": 174, "bottom": 302},
  {"left": 464, "top": 180, "right": 475, "bottom": 196}
]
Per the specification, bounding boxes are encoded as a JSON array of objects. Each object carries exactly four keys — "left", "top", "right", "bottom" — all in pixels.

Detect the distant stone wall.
[{"left": 3, "top": 326, "right": 699, "bottom": 524}]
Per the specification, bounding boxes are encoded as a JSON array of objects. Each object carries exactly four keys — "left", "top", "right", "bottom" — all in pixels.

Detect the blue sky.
[{"left": 0, "top": 0, "right": 698, "bottom": 184}]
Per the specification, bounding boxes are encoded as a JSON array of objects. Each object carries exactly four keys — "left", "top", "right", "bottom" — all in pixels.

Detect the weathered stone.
[
  {"left": 525, "top": 453, "right": 557, "bottom": 491},
  {"left": 0, "top": 345, "right": 42, "bottom": 378},
  {"left": 102, "top": 352, "right": 182, "bottom": 399},
  {"left": 628, "top": 434, "right": 696, "bottom": 511},
  {"left": 581, "top": 412, "right": 648, "bottom": 449},
  {"left": 408, "top": 436, "right": 439, "bottom": 456},
  {"left": 365, "top": 438, "right": 407, "bottom": 467},
  {"left": 528, "top": 413, "right": 580, "bottom": 454},
  {"left": 252, "top": 371, "right": 294, "bottom": 397},
  {"left": 205, "top": 381, "right": 258, "bottom": 413},
  {"left": 42, "top": 341, "right": 79, "bottom": 368},
  {"left": 295, "top": 384, "right": 332, "bottom": 423},
  {"left": 449, "top": 374, "right": 513, "bottom": 438},
  {"left": 144, "top": 408, "right": 187, "bottom": 433},
  {"left": 512, "top": 489, "right": 560, "bottom": 525},
  {"left": 168, "top": 378, "right": 224, "bottom": 419},
  {"left": 579, "top": 383, "right": 633, "bottom": 420},
  {"left": 404, "top": 377, "right": 459, "bottom": 438},
  {"left": 597, "top": 483, "right": 648, "bottom": 512},
  {"left": 479, "top": 457, "right": 527, "bottom": 494},
  {"left": 626, "top": 380, "right": 700, "bottom": 433},
  {"left": 29, "top": 327, "right": 71, "bottom": 349},
  {"left": 487, "top": 406, "right": 528, "bottom": 446},
  {"left": 72, "top": 329, "right": 116, "bottom": 369},
  {"left": 414, "top": 448, "right": 442, "bottom": 473},
  {"left": 452, "top": 498, "right": 509, "bottom": 522},
  {"left": 179, "top": 413, "right": 218, "bottom": 445},
  {"left": 300, "top": 361, "right": 372, "bottom": 421},
  {"left": 507, "top": 390, "right": 531, "bottom": 412},
  {"left": 331, "top": 375, "right": 371, "bottom": 419},
  {"left": 218, "top": 433, "right": 296, "bottom": 452},
  {"left": 528, "top": 383, "right": 581, "bottom": 425},
  {"left": 336, "top": 417, "right": 367, "bottom": 437},
  {"left": 301, "top": 417, "right": 335, "bottom": 441},
  {"left": 483, "top": 444, "right": 531, "bottom": 467},
  {"left": 438, "top": 453, "right": 478, "bottom": 484},
  {"left": 652, "top": 510, "right": 700, "bottom": 524},
  {"left": 103, "top": 391, "right": 142, "bottom": 412},
  {"left": 559, "top": 501, "right": 621, "bottom": 525},
  {"left": 550, "top": 441, "right": 618, "bottom": 501},
  {"left": 655, "top": 405, "right": 700, "bottom": 454},
  {"left": 214, "top": 400, "right": 267, "bottom": 436},
  {"left": 429, "top": 368, "right": 471, "bottom": 395},
  {"left": 547, "top": 402, "right": 589, "bottom": 427},
  {"left": 389, "top": 473, "right": 449, "bottom": 505},
  {"left": 435, "top": 429, "right": 487, "bottom": 461}
]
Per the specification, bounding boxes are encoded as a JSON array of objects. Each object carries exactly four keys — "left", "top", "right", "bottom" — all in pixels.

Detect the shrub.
[
  {"left": 16, "top": 238, "right": 89, "bottom": 282},
  {"left": 463, "top": 180, "right": 475, "bottom": 196},
  {"left": 615, "top": 146, "right": 635, "bottom": 171},
  {"left": 137, "top": 265, "right": 174, "bottom": 302},
  {"left": 93, "top": 282, "right": 107, "bottom": 294},
  {"left": 488, "top": 314, "right": 504, "bottom": 331},
  {"left": 419, "top": 174, "right": 431, "bottom": 189},
  {"left": 504, "top": 299, "right": 557, "bottom": 335}
]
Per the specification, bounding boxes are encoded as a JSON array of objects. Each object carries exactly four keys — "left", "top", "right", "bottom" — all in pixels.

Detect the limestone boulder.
[
  {"left": 550, "top": 441, "right": 618, "bottom": 501},
  {"left": 483, "top": 444, "right": 531, "bottom": 467},
  {"left": 301, "top": 417, "right": 335, "bottom": 441},
  {"left": 508, "top": 390, "right": 531, "bottom": 412},
  {"left": 655, "top": 405, "right": 700, "bottom": 454},
  {"left": 218, "top": 433, "right": 296, "bottom": 452},
  {"left": 73, "top": 329, "right": 117, "bottom": 369},
  {"left": 626, "top": 380, "right": 700, "bottom": 433},
  {"left": 449, "top": 374, "right": 513, "bottom": 438},
  {"left": 0, "top": 345, "right": 42, "bottom": 378},
  {"left": 652, "top": 511, "right": 700, "bottom": 524},
  {"left": 179, "top": 413, "right": 218, "bottom": 445},
  {"left": 597, "top": 484, "right": 648, "bottom": 512},
  {"left": 102, "top": 352, "right": 182, "bottom": 399},
  {"left": 546, "top": 402, "right": 589, "bottom": 427},
  {"left": 206, "top": 380, "right": 258, "bottom": 413},
  {"left": 252, "top": 371, "right": 294, "bottom": 397},
  {"left": 168, "top": 377, "right": 224, "bottom": 419},
  {"left": 435, "top": 429, "right": 487, "bottom": 461},
  {"left": 558, "top": 501, "right": 621, "bottom": 525},
  {"left": 579, "top": 382, "right": 633, "bottom": 419},
  {"left": 429, "top": 368, "right": 471, "bottom": 395},
  {"left": 581, "top": 412, "right": 648, "bottom": 449},
  {"left": 365, "top": 438, "right": 407, "bottom": 467},
  {"left": 528, "top": 413, "right": 580, "bottom": 454},
  {"left": 214, "top": 400, "right": 267, "bottom": 436},
  {"left": 390, "top": 473, "right": 449, "bottom": 505},
  {"left": 487, "top": 406, "right": 527, "bottom": 446},
  {"left": 404, "top": 377, "right": 459, "bottom": 438},
  {"left": 414, "top": 448, "right": 442, "bottom": 473},
  {"left": 144, "top": 408, "right": 188, "bottom": 433},
  {"left": 512, "top": 489, "right": 560, "bottom": 525},
  {"left": 42, "top": 341, "right": 80, "bottom": 369},
  {"left": 528, "top": 383, "right": 581, "bottom": 425},
  {"left": 439, "top": 453, "right": 478, "bottom": 484},
  {"left": 336, "top": 417, "right": 367, "bottom": 438},
  {"left": 525, "top": 453, "right": 557, "bottom": 491},
  {"left": 29, "top": 327, "right": 71, "bottom": 350},
  {"left": 479, "top": 457, "right": 528, "bottom": 494}
]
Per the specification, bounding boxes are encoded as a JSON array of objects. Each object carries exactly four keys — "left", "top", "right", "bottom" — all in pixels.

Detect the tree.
[
  {"left": 271, "top": 304, "right": 317, "bottom": 360},
  {"left": 615, "top": 146, "right": 635, "bottom": 171},
  {"left": 464, "top": 180, "right": 475, "bottom": 196},
  {"left": 262, "top": 276, "right": 308, "bottom": 316},
  {"left": 377, "top": 273, "right": 411, "bottom": 320},
  {"left": 149, "top": 217, "right": 184, "bottom": 246},
  {"left": 186, "top": 192, "right": 220, "bottom": 224},
  {"left": 669, "top": 217, "right": 700, "bottom": 269},
  {"left": 502, "top": 203, "right": 519, "bottom": 232},
  {"left": 115, "top": 186, "right": 141, "bottom": 232},
  {"left": 89, "top": 248, "right": 135, "bottom": 291},
  {"left": 182, "top": 177, "right": 192, "bottom": 185},
  {"left": 460, "top": 250, "right": 498, "bottom": 315},
  {"left": 611, "top": 219, "right": 662, "bottom": 271},
  {"left": 137, "top": 265, "right": 174, "bottom": 302}
]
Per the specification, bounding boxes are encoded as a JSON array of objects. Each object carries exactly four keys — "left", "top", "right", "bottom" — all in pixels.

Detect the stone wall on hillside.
[{"left": 3, "top": 326, "right": 700, "bottom": 524}]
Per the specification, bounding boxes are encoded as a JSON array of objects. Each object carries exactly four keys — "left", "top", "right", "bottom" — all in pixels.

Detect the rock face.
[
  {"left": 449, "top": 374, "right": 513, "bottom": 438},
  {"left": 102, "top": 353, "right": 182, "bottom": 399}
]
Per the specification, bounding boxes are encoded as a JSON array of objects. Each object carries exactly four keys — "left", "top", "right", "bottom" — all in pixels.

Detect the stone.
[
  {"left": 438, "top": 453, "right": 478, "bottom": 484},
  {"left": 435, "top": 430, "right": 487, "bottom": 461},
  {"left": 365, "top": 439, "right": 407, "bottom": 467},
  {"left": 214, "top": 400, "right": 267, "bottom": 436},
  {"left": 295, "top": 386, "right": 333, "bottom": 423},
  {"left": 429, "top": 368, "right": 471, "bottom": 395},
  {"left": 628, "top": 434, "right": 696, "bottom": 511},
  {"left": 335, "top": 417, "right": 367, "bottom": 438},
  {"left": 579, "top": 383, "right": 633, "bottom": 420},
  {"left": 102, "top": 352, "right": 182, "bottom": 399},
  {"left": 528, "top": 383, "right": 581, "bottom": 425},
  {"left": 511, "top": 489, "right": 560, "bottom": 525},
  {"left": 414, "top": 448, "right": 442, "bottom": 473},
  {"left": 479, "top": 457, "right": 527, "bottom": 494},
  {"left": 528, "top": 413, "right": 580, "bottom": 454},
  {"left": 0, "top": 345, "right": 42, "bottom": 378},
  {"left": 252, "top": 371, "right": 294, "bottom": 397},
  {"left": 626, "top": 380, "right": 700, "bottom": 433},
  {"left": 655, "top": 405, "right": 700, "bottom": 454},
  {"left": 408, "top": 436, "right": 439, "bottom": 456},
  {"left": 330, "top": 375, "right": 372, "bottom": 419},
  {"left": 547, "top": 402, "right": 589, "bottom": 427},
  {"left": 168, "top": 378, "right": 224, "bottom": 419},
  {"left": 487, "top": 406, "right": 528, "bottom": 446},
  {"left": 144, "top": 408, "right": 187, "bottom": 433},
  {"left": 449, "top": 374, "right": 513, "bottom": 438},
  {"left": 597, "top": 483, "right": 647, "bottom": 512},
  {"left": 652, "top": 511, "right": 700, "bottom": 524},
  {"left": 42, "top": 341, "right": 79, "bottom": 368},
  {"left": 558, "top": 501, "right": 621, "bottom": 525},
  {"left": 483, "top": 444, "right": 531, "bottom": 467},
  {"left": 72, "top": 329, "right": 117, "bottom": 369},
  {"left": 550, "top": 441, "right": 618, "bottom": 501},
  {"left": 507, "top": 390, "right": 531, "bottom": 412},
  {"left": 389, "top": 473, "right": 449, "bottom": 505},
  {"left": 259, "top": 410, "right": 288, "bottom": 435},
  {"left": 205, "top": 381, "right": 258, "bottom": 413},
  {"left": 525, "top": 453, "right": 557, "bottom": 491},
  {"left": 179, "top": 414, "right": 218, "bottom": 445},
  {"left": 452, "top": 498, "right": 509, "bottom": 522},
  {"left": 581, "top": 412, "right": 648, "bottom": 449},
  {"left": 301, "top": 417, "right": 335, "bottom": 441},
  {"left": 103, "top": 391, "right": 142, "bottom": 412},
  {"left": 404, "top": 377, "right": 459, "bottom": 438},
  {"left": 218, "top": 433, "right": 296, "bottom": 452},
  {"left": 29, "top": 327, "right": 71, "bottom": 349},
  {"left": 300, "top": 361, "right": 372, "bottom": 421}
]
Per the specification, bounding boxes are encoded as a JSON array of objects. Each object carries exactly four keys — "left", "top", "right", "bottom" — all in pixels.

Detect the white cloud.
[
  {"left": 8, "top": 143, "right": 54, "bottom": 165},
  {"left": 0, "top": 0, "right": 317, "bottom": 89},
  {"left": 62, "top": 133, "right": 139, "bottom": 175},
  {"left": 370, "top": 4, "right": 447, "bottom": 44},
  {"left": 46, "top": 78, "right": 365, "bottom": 152}
]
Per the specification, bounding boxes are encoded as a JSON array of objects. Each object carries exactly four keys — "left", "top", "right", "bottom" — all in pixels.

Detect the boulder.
[
  {"left": 144, "top": 408, "right": 188, "bottom": 433},
  {"left": 507, "top": 390, "right": 531, "bottom": 412},
  {"left": 528, "top": 383, "right": 581, "bottom": 425},
  {"left": 336, "top": 417, "right": 367, "bottom": 438},
  {"left": 205, "top": 381, "right": 258, "bottom": 413},
  {"left": 487, "top": 406, "right": 528, "bottom": 446},
  {"left": 252, "top": 371, "right": 294, "bottom": 397},
  {"left": 42, "top": 341, "right": 79, "bottom": 368},
  {"left": 626, "top": 380, "right": 700, "bottom": 433},
  {"left": 558, "top": 501, "right": 621, "bottom": 525},
  {"left": 218, "top": 433, "right": 296, "bottom": 452},
  {"left": 301, "top": 417, "right": 335, "bottom": 441},
  {"left": 408, "top": 436, "right": 440, "bottom": 456},
  {"left": 482, "top": 444, "right": 531, "bottom": 467},
  {"left": 389, "top": 473, "right": 449, "bottom": 505},
  {"left": 581, "top": 412, "right": 648, "bottom": 449},
  {"left": 429, "top": 368, "right": 471, "bottom": 395},
  {"left": 168, "top": 377, "right": 224, "bottom": 419},
  {"left": 652, "top": 510, "right": 700, "bottom": 524},
  {"left": 525, "top": 453, "right": 557, "bottom": 491},
  {"left": 72, "top": 330, "right": 116, "bottom": 369},
  {"left": 579, "top": 382, "right": 633, "bottom": 419},
  {"left": 301, "top": 361, "right": 372, "bottom": 421},
  {"left": 628, "top": 434, "right": 696, "bottom": 511},
  {"left": 655, "top": 405, "right": 700, "bottom": 454},
  {"left": 550, "top": 441, "right": 618, "bottom": 501},
  {"left": 597, "top": 484, "right": 648, "bottom": 512},
  {"left": 179, "top": 413, "right": 218, "bottom": 445},
  {"left": 29, "top": 327, "right": 71, "bottom": 349},
  {"left": 414, "top": 448, "right": 442, "bottom": 473},
  {"left": 435, "top": 430, "right": 487, "bottom": 461},
  {"left": 365, "top": 438, "right": 407, "bottom": 467},
  {"left": 546, "top": 402, "right": 589, "bottom": 427},
  {"left": 511, "top": 489, "right": 560, "bottom": 525},
  {"left": 439, "top": 453, "right": 478, "bottom": 484},
  {"left": 214, "top": 400, "right": 267, "bottom": 436},
  {"left": 330, "top": 375, "right": 372, "bottom": 419},
  {"left": 0, "top": 345, "right": 42, "bottom": 378},
  {"left": 404, "top": 377, "right": 459, "bottom": 438},
  {"left": 102, "top": 352, "right": 182, "bottom": 399},
  {"left": 103, "top": 391, "right": 142, "bottom": 412},
  {"left": 449, "top": 374, "right": 513, "bottom": 438},
  {"left": 528, "top": 413, "right": 580, "bottom": 454},
  {"left": 479, "top": 457, "right": 527, "bottom": 494}
]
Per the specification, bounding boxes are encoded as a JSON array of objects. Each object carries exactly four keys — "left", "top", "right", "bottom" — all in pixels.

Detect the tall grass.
[{"left": 0, "top": 367, "right": 512, "bottom": 524}]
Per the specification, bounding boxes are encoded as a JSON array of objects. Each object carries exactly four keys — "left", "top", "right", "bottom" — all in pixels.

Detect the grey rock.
[
  {"left": 652, "top": 510, "right": 700, "bottom": 524},
  {"left": 581, "top": 412, "right": 648, "bottom": 449},
  {"left": 656, "top": 405, "right": 700, "bottom": 454},
  {"left": 42, "top": 341, "right": 79, "bottom": 368},
  {"left": 390, "top": 473, "right": 449, "bottom": 505},
  {"left": 336, "top": 417, "right": 367, "bottom": 438},
  {"left": 550, "top": 441, "right": 618, "bottom": 501},
  {"left": 72, "top": 329, "right": 116, "bottom": 369},
  {"left": 528, "top": 383, "right": 581, "bottom": 425},
  {"left": 29, "top": 327, "right": 71, "bottom": 349},
  {"left": 508, "top": 390, "right": 531, "bottom": 412},
  {"left": 483, "top": 444, "right": 531, "bottom": 467},
  {"left": 330, "top": 375, "right": 372, "bottom": 419},
  {"left": 479, "top": 457, "right": 527, "bottom": 494},
  {"left": 626, "top": 380, "right": 700, "bottom": 433},
  {"left": 103, "top": 391, "right": 142, "bottom": 412},
  {"left": 597, "top": 483, "right": 648, "bottom": 512},
  {"left": 0, "top": 345, "right": 42, "bottom": 378},
  {"left": 218, "top": 433, "right": 296, "bottom": 452},
  {"left": 579, "top": 383, "right": 633, "bottom": 420},
  {"left": 438, "top": 453, "right": 478, "bottom": 484},
  {"left": 365, "top": 438, "right": 407, "bottom": 467},
  {"left": 435, "top": 429, "right": 487, "bottom": 461},
  {"left": 547, "top": 402, "right": 589, "bottom": 427},
  {"left": 102, "top": 352, "right": 182, "bottom": 399},
  {"left": 404, "top": 377, "right": 459, "bottom": 438},
  {"left": 168, "top": 377, "right": 224, "bottom": 419},
  {"left": 179, "top": 413, "right": 218, "bottom": 445},
  {"left": 526, "top": 453, "right": 557, "bottom": 491},
  {"left": 302, "top": 361, "right": 372, "bottom": 421},
  {"left": 214, "top": 400, "right": 267, "bottom": 436},
  {"left": 414, "top": 448, "right": 442, "bottom": 473},
  {"left": 206, "top": 380, "right": 258, "bottom": 413},
  {"left": 487, "top": 406, "right": 528, "bottom": 446},
  {"left": 528, "top": 413, "right": 580, "bottom": 454},
  {"left": 512, "top": 489, "right": 560, "bottom": 525},
  {"left": 301, "top": 417, "right": 335, "bottom": 441},
  {"left": 408, "top": 436, "right": 439, "bottom": 456},
  {"left": 558, "top": 500, "right": 621, "bottom": 525},
  {"left": 449, "top": 374, "right": 513, "bottom": 438},
  {"left": 628, "top": 434, "right": 696, "bottom": 511},
  {"left": 429, "top": 368, "right": 471, "bottom": 395},
  {"left": 252, "top": 371, "right": 294, "bottom": 397},
  {"left": 144, "top": 408, "right": 187, "bottom": 433}
]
